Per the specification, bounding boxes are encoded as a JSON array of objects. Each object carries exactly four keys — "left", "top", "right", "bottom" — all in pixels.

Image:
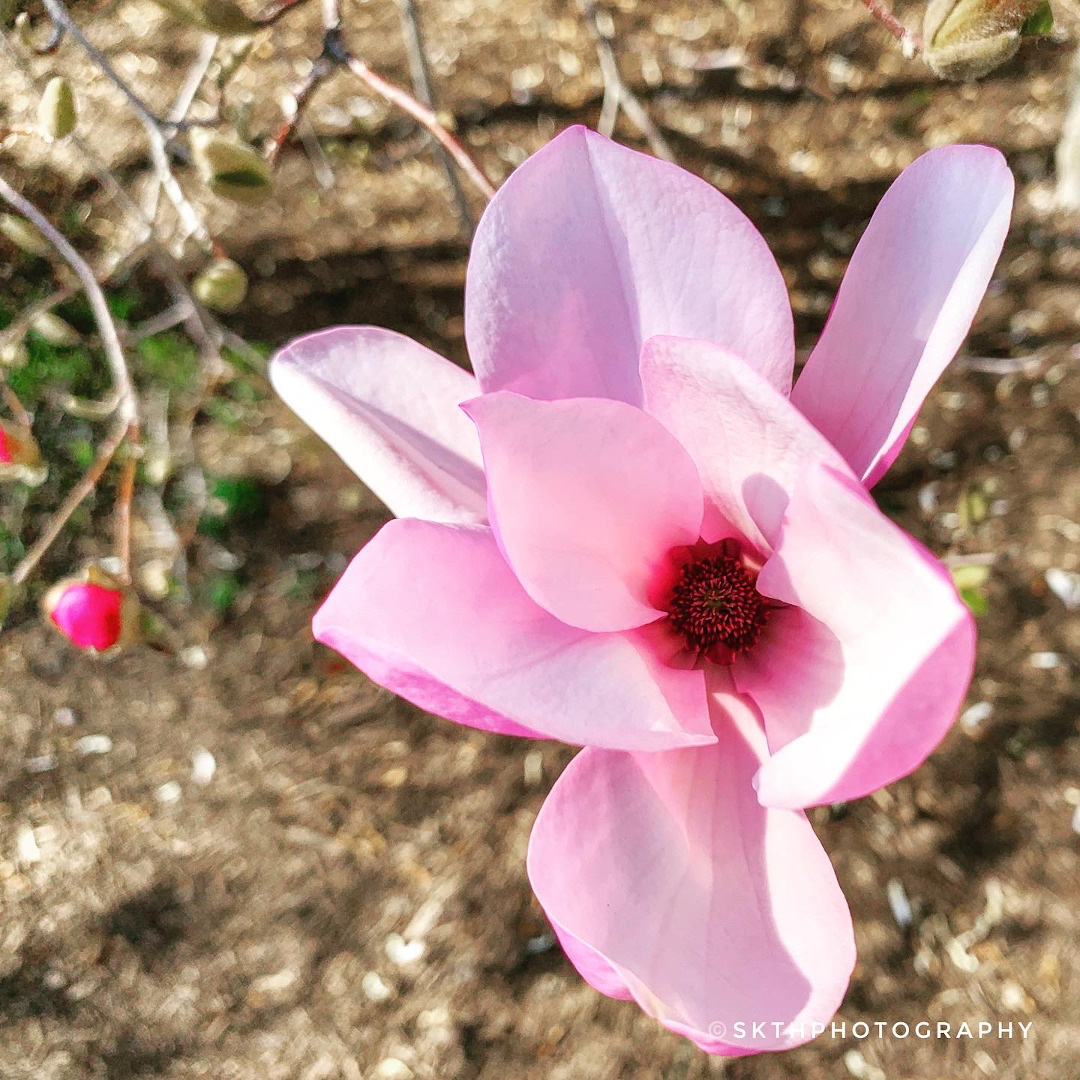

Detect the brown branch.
[
  {"left": 579, "top": 1, "right": 675, "bottom": 162},
  {"left": 12, "top": 417, "right": 133, "bottom": 587},
  {"left": 269, "top": 0, "right": 496, "bottom": 202},
  {"left": 858, "top": 0, "right": 922, "bottom": 54},
  {"left": 395, "top": 0, "right": 474, "bottom": 231}
]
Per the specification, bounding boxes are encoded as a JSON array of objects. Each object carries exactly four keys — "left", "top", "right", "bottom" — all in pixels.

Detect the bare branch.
[
  {"left": 579, "top": 1, "right": 675, "bottom": 162},
  {"left": 395, "top": 0, "right": 474, "bottom": 231},
  {"left": 0, "top": 177, "right": 137, "bottom": 426},
  {"left": 858, "top": 0, "right": 922, "bottom": 55}
]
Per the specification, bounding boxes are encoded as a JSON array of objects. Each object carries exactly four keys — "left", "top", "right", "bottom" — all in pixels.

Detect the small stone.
[
  {"left": 1045, "top": 568, "right": 1080, "bottom": 610},
  {"left": 1030, "top": 651, "right": 1062, "bottom": 670},
  {"left": 384, "top": 933, "right": 425, "bottom": 966},
  {"left": 155, "top": 781, "right": 182, "bottom": 804},
  {"left": 76, "top": 734, "right": 113, "bottom": 755},
  {"left": 24, "top": 754, "right": 57, "bottom": 773},
  {"left": 15, "top": 824, "right": 40, "bottom": 865},
  {"left": 961, "top": 701, "right": 994, "bottom": 729},
  {"left": 374, "top": 1059, "right": 412, "bottom": 1080},
  {"left": 361, "top": 971, "right": 394, "bottom": 1002},
  {"left": 191, "top": 749, "right": 217, "bottom": 785}
]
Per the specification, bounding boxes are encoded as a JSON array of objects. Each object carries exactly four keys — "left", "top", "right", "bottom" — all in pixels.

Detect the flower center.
[{"left": 666, "top": 553, "right": 770, "bottom": 656}]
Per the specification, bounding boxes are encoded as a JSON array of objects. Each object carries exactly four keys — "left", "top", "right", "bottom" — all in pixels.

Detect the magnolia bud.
[
  {"left": 38, "top": 76, "right": 77, "bottom": 140},
  {"left": 0, "top": 212, "right": 50, "bottom": 257},
  {"left": 190, "top": 129, "right": 272, "bottom": 205},
  {"left": 42, "top": 566, "right": 140, "bottom": 652},
  {"left": 192, "top": 257, "right": 249, "bottom": 313},
  {"left": 149, "top": 0, "right": 259, "bottom": 35},
  {"left": 0, "top": 418, "right": 41, "bottom": 471},
  {"left": 924, "top": 0, "right": 1053, "bottom": 81},
  {"left": 13, "top": 12, "right": 34, "bottom": 49},
  {"left": 31, "top": 311, "right": 81, "bottom": 347}
]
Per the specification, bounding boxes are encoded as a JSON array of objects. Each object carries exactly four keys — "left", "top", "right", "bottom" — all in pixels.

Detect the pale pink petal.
[
  {"left": 315, "top": 519, "right": 715, "bottom": 750},
  {"left": 639, "top": 335, "right": 850, "bottom": 555},
  {"left": 791, "top": 146, "right": 1014, "bottom": 486},
  {"left": 463, "top": 392, "right": 704, "bottom": 632},
  {"left": 745, "top": 464, "right": 975, "bottom": 810},
  {"left": 271, "top": 326, "right": 486, "bottom": 523},
  {"left": 465, "top": 126, "right": 794, "bottom": 404},
  {"left": 527, "top": 674, "right": 854, "bottom": 1055}
]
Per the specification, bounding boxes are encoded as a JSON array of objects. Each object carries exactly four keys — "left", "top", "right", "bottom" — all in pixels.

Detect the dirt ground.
[{"left": 2, "top": 0, "right": 1080, "bottom": 1077}]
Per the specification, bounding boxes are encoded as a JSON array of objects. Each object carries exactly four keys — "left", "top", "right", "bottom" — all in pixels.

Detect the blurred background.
[{"left": 1, "top": 0, "right": 1078, "bottom": 1076}]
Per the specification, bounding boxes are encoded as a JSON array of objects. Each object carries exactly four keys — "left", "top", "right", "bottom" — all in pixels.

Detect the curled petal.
[
  {"left": 528, "top": 675, "right": 854, "bottom": 1055},
  {"left": 791, "top": 145, "right": 1014, "bottom": 486},
  {"left": 745, "top": 464, "right": 975, "bottom": 809},
  {"left": 640, "top": 335, "right": 850, "bottom": 555},
  {"left": 464, "top": 392, "right": 704, "bottom": 632},
  {"left": 271, "top": 326, "right": 486, "bottom": 523},
  {"left": 466, "top": 126, "right": 795, "bottom": 404},
  {"left": 316, "top": 520, "right": 715, "bottom": 751}
]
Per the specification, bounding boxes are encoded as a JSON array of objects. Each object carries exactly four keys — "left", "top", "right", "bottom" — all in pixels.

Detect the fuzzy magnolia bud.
[
  {"left": 192, "top": 257, "right": 249, "bottom": 313},
  {"left": 42, "top": 566, "right": 140, "bottom": 652},
  {"left": 0, "top": 212, "right": 50, "bottom": 257},
  {"left": 149, "top": 0, "right": 259, "bottom": 35},
  {"left": 0, "top": 418, "right": 41, "bottom": 471},
  {"left": 924, "top": 0, "right": 1054, "bottom": 81},
  {"left": 190, "top": 129, "right": 272, "bottom": 205},
  {"left": 38, "top": 76, "right": 77, "bottom": 140},
  {"left": 31, "top": 311, "right": 81, "bottom": 347}
]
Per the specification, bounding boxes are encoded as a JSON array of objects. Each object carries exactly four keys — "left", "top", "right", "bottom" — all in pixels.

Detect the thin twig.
[
  {"left": 114, "top": 434, "right": 139, "bottom": 584},
  {"left": 40, "top": 0, "right": 184, "bottom": 134},
  {"left": 12, "top": 417, "right": 132, "bottom": 586},
  {"left": 344, "top": 54, "right": 495, "bottom": 199},
  {"left": 0, "top": 178, "right": 137, "bottom": 426},
  {"left": 272, "top": 0, "right": 496, "bottom": 201},
  {"left": 395, "top": 0, "right": 474, "bottom": 231},
  {"left": 858, "top": 0, "right": 922, "bottom": 54},
  {"left": 2, "top": 385, "right": 33, "bottom": 429},
  {"left": 579, "top": 1, "right": 675, "bottom": 162}
]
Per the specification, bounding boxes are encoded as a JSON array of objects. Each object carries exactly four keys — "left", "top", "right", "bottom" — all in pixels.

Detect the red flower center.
[{"left": 666, "top": 553, "right": 770, "bottom": 656}]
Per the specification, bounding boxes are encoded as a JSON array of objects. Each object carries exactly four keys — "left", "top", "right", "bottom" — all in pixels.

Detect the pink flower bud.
[
  {"left": 0, "top": 419, "right": 40, "bottom": 469},
  {"left": 43, "top": 569, "right": 138, "bottom": 652}
]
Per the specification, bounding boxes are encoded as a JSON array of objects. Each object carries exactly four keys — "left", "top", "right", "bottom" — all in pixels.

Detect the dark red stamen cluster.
[{"left": 666, "top": 554, "right": 769, "bottom": 655}]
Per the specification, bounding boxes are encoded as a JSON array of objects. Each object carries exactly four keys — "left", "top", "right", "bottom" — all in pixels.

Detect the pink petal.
[
  {"left": 744, "top": 463, "right": 975, "bottom": 810},
  {"left": 463, "top": 392, "right": 704, "bottom": 632},
  {"left": 271, "top": 326, "right": 486, "bottom": 523},
  {"left": 791, "top": 146, "right": 1014, "bottom": 486},
  {"left": 639, "top": 335, "right": 850, "bottom": 555},
  {"left": 315, "top": 519, "right": 715, "bottom": 750},
  {"left": 527, "top": 672, "right": 854, "bottom": 1055},
  {"left": 465, "top": 126, "right": 794, "bottom": 405},
  {"left": 49, "top": 583, "right": 124, "bottom": 651}
]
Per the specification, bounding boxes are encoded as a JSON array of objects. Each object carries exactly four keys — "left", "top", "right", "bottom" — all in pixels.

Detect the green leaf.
[
  {"left": 1021, "top": 1, "right": 1053, "bottom": 36},
  {"left": 959, "top": 587, "right": 989, "bottom": 617}
]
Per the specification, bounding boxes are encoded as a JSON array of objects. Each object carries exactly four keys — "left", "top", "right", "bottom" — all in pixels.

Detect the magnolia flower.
[{"left": 272, "top": 128, "right": 1013, "bottom": 1055}]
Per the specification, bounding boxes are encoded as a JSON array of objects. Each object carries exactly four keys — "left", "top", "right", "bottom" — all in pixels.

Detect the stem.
[
  {"left": 2, "top": 384, "right": 33, "bottom": 429},
  {"left": 12, "top": 417, "right": 133, "bottom": 586},
  {"left": 395, "top": 0, "right": 474, "bottom": 231},
  {"left": 114, "top": 430, "right": 139, "bottom": 584},
  {"left": 580, "top": 1, "right": 675, "bottom": 162},
  {"left": 345, "top": 55, "right": 495, "bottom": 200},
  {"left": 858, "top": 0, "right": 921, "bottom": 53}
]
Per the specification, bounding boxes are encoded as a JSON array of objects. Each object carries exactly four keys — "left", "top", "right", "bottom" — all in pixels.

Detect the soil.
[{"left": 2, "top": 0, "right": 1080, "bottom": 1078}]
